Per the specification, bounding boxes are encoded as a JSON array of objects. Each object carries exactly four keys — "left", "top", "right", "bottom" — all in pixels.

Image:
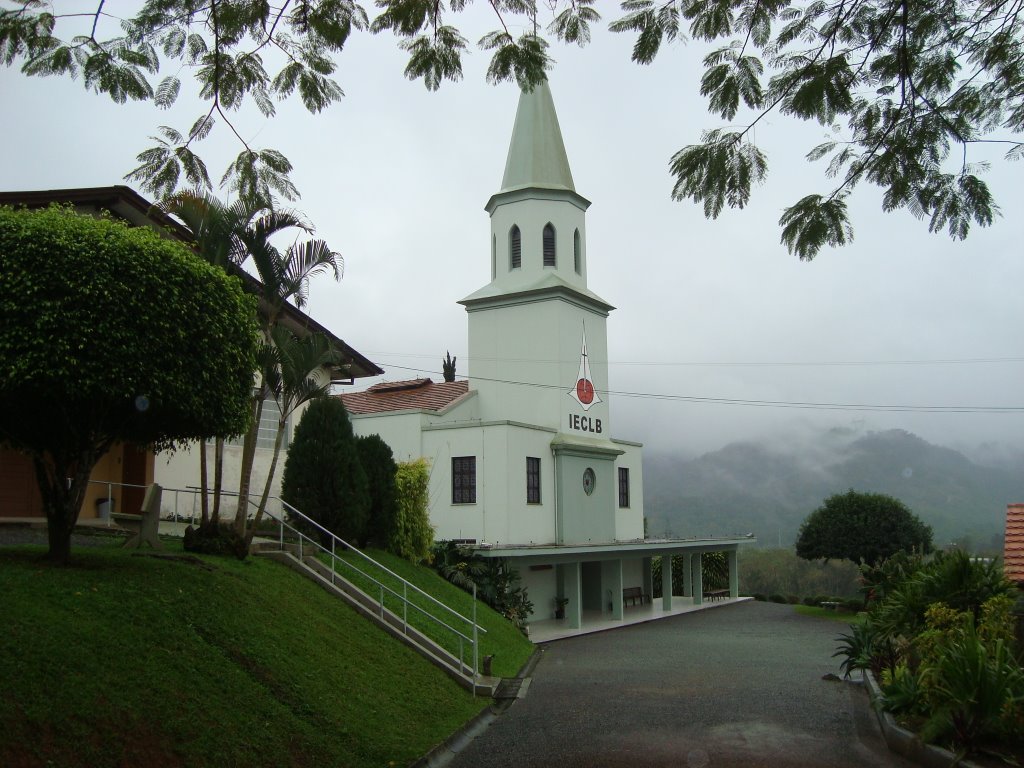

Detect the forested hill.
[{"left": 643, "top": 429, "right": 1024, "bottom": 551}]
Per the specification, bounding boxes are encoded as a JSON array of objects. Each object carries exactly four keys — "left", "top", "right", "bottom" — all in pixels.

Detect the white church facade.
[{"left": 342, "top": 82, "right": 748, "bottom": 630}]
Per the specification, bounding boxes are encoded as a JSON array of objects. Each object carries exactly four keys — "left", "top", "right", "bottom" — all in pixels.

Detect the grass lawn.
[
  {"left": 0, "top": 538, "right": 488, "bottom": 768},
  {"left": 324, "top": 547, "right": 535, "bottom": 679},
  {"left": 794, "top": 604, "right": 868, "bottom": 624}
]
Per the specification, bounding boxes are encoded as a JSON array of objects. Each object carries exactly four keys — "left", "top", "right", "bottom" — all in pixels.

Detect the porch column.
[
  {"left": 564, "top": 561, "right": 582, "bottom": 629},
  {"left": 603, "top": 559, "right": 624, "bottom": 620},
  {"left": 642, "top": 557, "right": 653, "bottom": 604},
  {"left": 660, "top": 554, "right": 673, "bottom": 611},
  {"left": 682, "top": 553, "right": 693, "bottom": 597},
  {"left": 728, "top": 548, "right": 739, "bottom": 598},
  {"left": 692, "top": 552, "right": 703, "bottom": 606}
]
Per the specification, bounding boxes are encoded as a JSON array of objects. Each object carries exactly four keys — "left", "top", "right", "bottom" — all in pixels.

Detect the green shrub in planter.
[{"left": 769, "top": 594, "right": 787, "bottom": 604}]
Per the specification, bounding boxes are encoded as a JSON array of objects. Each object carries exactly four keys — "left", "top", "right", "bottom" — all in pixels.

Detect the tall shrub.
[
  {"left": 281, "top": 398, "right": 369, "bottom": 545},
  {"left": 390, "top": 459, "right": 433, "bottom": 562},
  {"left": 355, "top": 434, "right": 398, "bottom": 548}
]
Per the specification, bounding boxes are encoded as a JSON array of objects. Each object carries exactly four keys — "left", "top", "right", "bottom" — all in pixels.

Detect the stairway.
[{"left": 251, "top": 541, "right": 500, "bottom": 696}]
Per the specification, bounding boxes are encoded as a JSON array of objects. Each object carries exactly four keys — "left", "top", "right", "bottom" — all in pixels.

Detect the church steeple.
[
  {"left": 476, "top": 79, "right": 596, "bottom": 294},
  {"left": 500, "top": 79, "right": 576, "bottom": 193}
]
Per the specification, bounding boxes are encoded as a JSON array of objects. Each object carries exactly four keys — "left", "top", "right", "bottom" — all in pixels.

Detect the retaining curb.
[
  {"left": 412, "top": 646, "right": 545, "bottom": 768},
  {"left": 862, "top": 670, "right": 980, "bottom": 768}
]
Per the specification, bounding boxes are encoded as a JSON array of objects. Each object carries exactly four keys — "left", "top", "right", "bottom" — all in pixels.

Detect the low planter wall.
[{"left": 862, "top": 670, "right": 981, "bottom": 768}]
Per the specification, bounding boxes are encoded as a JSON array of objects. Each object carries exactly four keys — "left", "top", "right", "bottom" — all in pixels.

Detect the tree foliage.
[
  {"left": 281, "top": 396, "right": 370, "bottom": 546},
  {"left": 0, "top": 204, "right": 258, "bottom": 563},
  {"left": 390, "top": 458, "right": 434, "bottom": 563},
  {"left": 355, "top": 433, "right": 398, "bottom": 548},
  {"left": 796, "top": 489, "right": 933, "bottom": 565},
  {"left": 2, "top": 0, "right": 1018, "bottom": 257}
]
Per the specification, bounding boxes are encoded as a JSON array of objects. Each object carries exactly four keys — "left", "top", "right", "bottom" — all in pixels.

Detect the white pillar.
[
  {"left": 661, "top": 554, "right": 673, "bottom": 611},
  {"left": 692, "top": 552, "right": 703, "bottom": 605},
  {"left": 728, "top": 548, "right": 739, "bottom": 598},
  {"left": 603, "top": 559, "right": 624, "bottom": 620},
  {"left": 564, "top": 561, "right": 582, "bottom": 628},
  {"left": 682, "top": 553, "right": 693, "bottom": 597}
]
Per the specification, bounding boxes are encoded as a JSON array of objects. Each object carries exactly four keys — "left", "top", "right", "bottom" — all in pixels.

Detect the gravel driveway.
[{"left": 449, "top": 601, "right": 914, "bottom": 768}]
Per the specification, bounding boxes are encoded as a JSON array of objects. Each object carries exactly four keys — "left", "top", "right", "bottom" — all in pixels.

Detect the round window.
[{"left": 582, "top": 467, "right": 596, "bottom": 496}]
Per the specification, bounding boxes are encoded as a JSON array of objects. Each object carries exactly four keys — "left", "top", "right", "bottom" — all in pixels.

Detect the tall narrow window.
[
  {"left": 452, "top": 456, "right": 477, "bottom": 504},
  {"left": 574, "top": 229, "right": 581, "bottom": 274},
  {"left": 526, "top": 457, "right": 541, "bottom": 504},
  {"left": 543, "top": 223, "right": 556, "bottom": 266},
  {"left": 509, "top": 225, "right": 521, "bottom": 269},
  {"left": 491, "top": 234, "right": 496, "bottom": 279},
  {"left": 618, "top": 467, "right": 630, "bottom": 508}
]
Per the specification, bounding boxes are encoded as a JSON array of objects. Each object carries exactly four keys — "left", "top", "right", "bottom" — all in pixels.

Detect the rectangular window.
[
  {"left": 526, "top": 457, "right": 541, "bottom": 504},
  {"left": 452, "top": 456, "right": 477, "bottom": 504},
  {"left": 219, "top": 397, "right": 287, "bottom": 451},
  {"left": 618, "top": 467, "right": 630, "bottom": 508}
]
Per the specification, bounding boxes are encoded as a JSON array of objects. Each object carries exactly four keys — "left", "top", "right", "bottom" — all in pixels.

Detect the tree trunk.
[
  {"left": 234, "top": 391, "right": 264, "bottom": 534},
  {"left": 211, "top": 437, "right": 224, "bottom": 524},
  {"left": 244, "top": 416, "right": 287, "bottom": 553},
  {"left": 199, "top": 440, "right": 210, "bottom": 526},
  {"left": 32, "top": 448, "right": 99, "bottom": 566}
]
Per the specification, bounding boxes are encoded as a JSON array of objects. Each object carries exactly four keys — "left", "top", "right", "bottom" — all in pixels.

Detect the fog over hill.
[{"left": 643, "top": 429, "right": 1024, "bottom": 551}]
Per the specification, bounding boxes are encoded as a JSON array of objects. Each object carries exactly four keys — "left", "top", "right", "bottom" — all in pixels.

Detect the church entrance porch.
[{"left": 527, "top": 595, "right": 753, "bottom": 643}]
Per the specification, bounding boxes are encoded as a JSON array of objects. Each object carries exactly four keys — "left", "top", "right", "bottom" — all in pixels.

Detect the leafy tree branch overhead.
[{"left": 1, "top": 0, "right": 1020, "bottom": 258}]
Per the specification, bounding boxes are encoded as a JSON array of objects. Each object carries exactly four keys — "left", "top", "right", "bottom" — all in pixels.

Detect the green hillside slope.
[
  {"left": 645, "top": 429, "right": 1023, "bottom": 549},
  {"left": 0, "top": 541, "right": 490, "bottom": 768}
]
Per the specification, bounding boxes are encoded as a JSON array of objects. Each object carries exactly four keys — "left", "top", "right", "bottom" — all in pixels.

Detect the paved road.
[{"left": 450, "top": 601, "right": 914, "bottom": 768}]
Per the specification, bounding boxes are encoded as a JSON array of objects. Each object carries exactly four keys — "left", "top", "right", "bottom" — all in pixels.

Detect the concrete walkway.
[{"left": 449, "top": 601, "right": 915, "bottom": 768}]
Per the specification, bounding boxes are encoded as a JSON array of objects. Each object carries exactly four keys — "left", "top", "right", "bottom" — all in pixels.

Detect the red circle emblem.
[{"left": 576, "top": 378, "right": 594, "bottom": 405}]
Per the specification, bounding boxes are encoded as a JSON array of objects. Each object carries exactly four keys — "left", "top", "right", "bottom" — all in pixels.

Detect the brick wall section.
[{"left": 1004, "top": 503, "right": 1024, "bottom": 585}]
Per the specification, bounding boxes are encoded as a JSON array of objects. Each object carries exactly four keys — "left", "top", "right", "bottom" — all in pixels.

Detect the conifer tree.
[{"left": 281, "top": 397, "right": 370, "bottom": 546}]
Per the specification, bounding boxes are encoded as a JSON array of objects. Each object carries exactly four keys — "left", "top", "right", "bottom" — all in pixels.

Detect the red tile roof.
[
  {"left": 1004, "top": 503, "right": 1024, "bottom": 584},
  {"left": 340, "top": 378, "right": 469, "bottom": 415}
]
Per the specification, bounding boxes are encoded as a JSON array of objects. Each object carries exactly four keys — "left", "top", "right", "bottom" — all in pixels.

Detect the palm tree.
[
  {"left": 239, "top": 326, "right": 339, "bottom": 552},
  {"left": 158, "top": 190, "right": 344, "bottom": 542},
  {"left": 229, "top": 210, "right": 343, "bottom": 534}
]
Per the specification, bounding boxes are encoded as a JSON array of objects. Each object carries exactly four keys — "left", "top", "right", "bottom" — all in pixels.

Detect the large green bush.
[
  {"left": 355, "top": 434, "right": 398, "bottom": 549},
  {"left": 281, "top": 397, "right": 369, "bottom": 545},
  {"left": 389, "top": 459, "right": 434, "bottom": 563},
  {"left": 0, "top": 204, "right": 258, "bottom": 563},
  {"left": 797, "top": 490, "right": 933, "bottom": 565}
]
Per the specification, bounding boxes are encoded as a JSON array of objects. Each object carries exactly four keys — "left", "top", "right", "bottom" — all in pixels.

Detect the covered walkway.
[{"left": 528, "top": 595, "right": 751, "bottom": 643}]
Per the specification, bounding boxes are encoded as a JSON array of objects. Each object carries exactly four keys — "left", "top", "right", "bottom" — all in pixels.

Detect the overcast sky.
[{"left": 2, "top": 5, "right": 1022, "bottom": 461}]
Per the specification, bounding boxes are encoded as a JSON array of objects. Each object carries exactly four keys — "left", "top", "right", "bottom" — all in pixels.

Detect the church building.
[{"left": 342, "top": 81, "right": 748, "bottom": 632}]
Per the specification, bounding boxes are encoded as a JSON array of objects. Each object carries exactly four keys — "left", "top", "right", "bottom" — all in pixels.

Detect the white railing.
[
  {"left": 261, "top": 494, "right": 485, "bottom": 689},
  {"left": 95, "top": 480, "right": 486, "bottom": 688}
]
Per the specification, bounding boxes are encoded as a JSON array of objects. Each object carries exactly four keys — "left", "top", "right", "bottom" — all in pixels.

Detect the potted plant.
[{"left": 554, "top": 596, "right": 569, "bottom": 620}]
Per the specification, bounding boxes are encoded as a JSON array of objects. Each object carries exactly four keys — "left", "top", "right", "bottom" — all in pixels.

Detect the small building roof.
[
  {"left": 341, "top": 378, "right": 470, "bottom": 415},
  {"left": 1004, "top": 503, "right": 1024, "bottom": 584}
]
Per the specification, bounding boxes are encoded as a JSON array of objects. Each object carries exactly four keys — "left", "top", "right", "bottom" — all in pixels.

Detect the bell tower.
[{"left": 460, "top": 80, "right": 615, "bottom": 441}]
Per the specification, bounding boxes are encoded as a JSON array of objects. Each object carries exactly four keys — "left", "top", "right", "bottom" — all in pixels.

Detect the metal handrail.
[
  {"left": 82, "top": 479, "right": 487, "bottom": 685},
  {"left": 161, "top": 482, "right": 485, "bottom": 685}
]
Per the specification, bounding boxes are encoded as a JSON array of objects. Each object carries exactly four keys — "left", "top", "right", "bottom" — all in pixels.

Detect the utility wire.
[
  {"left": 369, "top": 363, "right": 1024, "bottom": 415},
  {"left": 364, "top": 351, "right": 1024, "bottom": 368}
]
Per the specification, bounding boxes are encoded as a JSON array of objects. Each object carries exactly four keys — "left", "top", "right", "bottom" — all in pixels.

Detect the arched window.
[
  {"left": 510, "top": 225, "right": 521, "bottom": 269},
  {"left": 573, "top": 229, "right": 581, "bottom": 274},
  {"left": 543, "top": 223, "right": 556, "bottom": 267},
  {"left": 491, "top": 234, "right": 496, "bottom": 279}
]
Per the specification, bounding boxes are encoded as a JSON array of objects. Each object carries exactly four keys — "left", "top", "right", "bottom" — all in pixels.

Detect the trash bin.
[{"left": 95, "top": 497, "right": 115, "bottom": 520}]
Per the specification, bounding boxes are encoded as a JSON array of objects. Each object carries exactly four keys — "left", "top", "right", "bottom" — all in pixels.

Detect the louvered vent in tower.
[
  {"left": 543, "top": 223, "right": 556, "bottom": 267},
  {"left": 510, "top": 225, "right": 521, "bottom": 269}
]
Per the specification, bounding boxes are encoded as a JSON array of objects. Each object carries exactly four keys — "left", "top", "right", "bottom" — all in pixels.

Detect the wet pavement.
[{"left": 448, "top": 601, "right": 915, "bottom": 768}]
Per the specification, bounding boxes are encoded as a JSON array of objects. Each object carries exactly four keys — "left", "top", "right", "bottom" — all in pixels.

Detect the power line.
[
  {"left": 364, "top": 351, "right": 1024, "bottom": 368},
  {"left": 372, "top": 363, "right": 1024, "bottom": 415}
]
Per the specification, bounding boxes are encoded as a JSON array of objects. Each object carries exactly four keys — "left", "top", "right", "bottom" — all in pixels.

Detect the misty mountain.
[{"left": 643, "top": 429, "right": 1023, "bottom": 550}]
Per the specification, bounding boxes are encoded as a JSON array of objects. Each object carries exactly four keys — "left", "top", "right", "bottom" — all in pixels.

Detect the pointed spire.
[{"left": 500, "top": 79, "right": 576, "bottom": 193}]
